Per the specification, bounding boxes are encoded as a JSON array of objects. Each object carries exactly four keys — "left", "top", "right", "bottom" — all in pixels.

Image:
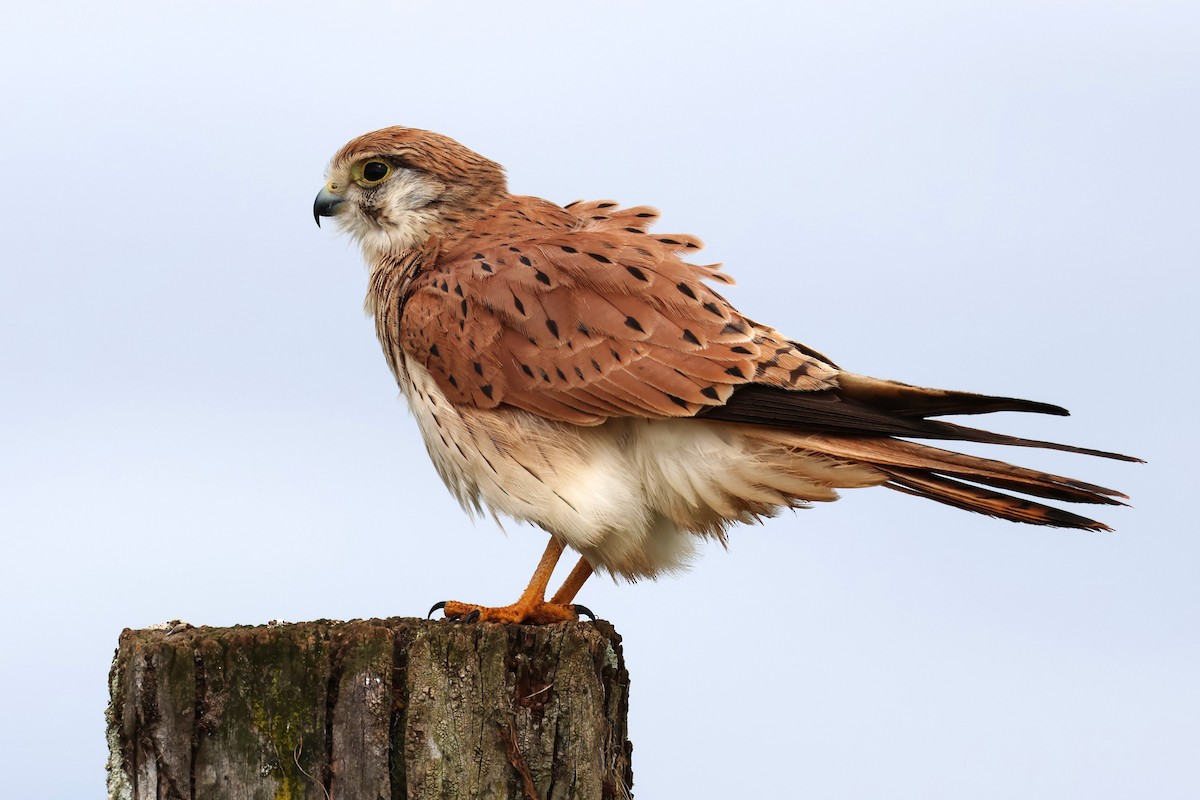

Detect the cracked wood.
[{"left": 107, "top": 618, "right": 632, "bottom": 800}]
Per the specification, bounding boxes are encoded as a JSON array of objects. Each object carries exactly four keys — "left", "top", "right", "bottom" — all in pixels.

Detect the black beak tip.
[{"left": 314, "top": 188, "right": 344, "bottom": 228}]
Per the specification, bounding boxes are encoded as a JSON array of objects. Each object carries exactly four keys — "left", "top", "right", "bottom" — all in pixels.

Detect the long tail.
[
  {"left": 704, "top": 372, "right": 1140, "bottom": 531},
  {"left": 792, "top": 433, "right": 1127, "bottom": 530}
]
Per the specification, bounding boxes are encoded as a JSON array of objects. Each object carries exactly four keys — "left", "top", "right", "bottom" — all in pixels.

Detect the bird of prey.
[{"left": 314, "top": 126, "right": 1137, "bottom": 624}]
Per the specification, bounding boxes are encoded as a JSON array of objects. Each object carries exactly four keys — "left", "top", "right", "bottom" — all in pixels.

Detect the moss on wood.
[{"left": 107, "top": 618, "right": 632, "bottom": 800}]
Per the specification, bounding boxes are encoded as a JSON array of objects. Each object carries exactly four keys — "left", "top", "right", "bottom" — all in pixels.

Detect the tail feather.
[
  {"left": 787, "top": 434, "right": 1127, "bottom": 504},
  {"left": 731, "top": 428, "right": 1130, "bottom": 532},
  {"left": 881, "top": 469, "right": 1112, "bottom": 530},
  {"left": 926, "top": 418, "right": 1142, "bottom": 463},
  {"left": 704, "top": 371, "right": 1139, "bottom": 531}
]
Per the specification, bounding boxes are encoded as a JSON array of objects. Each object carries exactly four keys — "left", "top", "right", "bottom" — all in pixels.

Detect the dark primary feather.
[
  {"left": 703, "top": 383, "right": 1140, "bottom": 462},
  {"left": 835, "top": 372, "right": 1071, "bottom": 417}
]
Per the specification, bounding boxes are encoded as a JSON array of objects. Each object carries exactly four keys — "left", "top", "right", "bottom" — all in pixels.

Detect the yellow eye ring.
[{"left": 355, "top": 160, "right": 392, "bottom": 186}]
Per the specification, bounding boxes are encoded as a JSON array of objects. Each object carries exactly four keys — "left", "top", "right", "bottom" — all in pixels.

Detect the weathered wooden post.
[{"left": 106, "top": 618, "right": 633, "bottom": 800}]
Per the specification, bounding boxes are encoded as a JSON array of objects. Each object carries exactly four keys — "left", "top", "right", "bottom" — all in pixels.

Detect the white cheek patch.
[
  {"left": 334, "top": 169, "right": 445, "bottom": 261},
  {"left": 386, "top": 170, "right": 443, "bottom": 211}
]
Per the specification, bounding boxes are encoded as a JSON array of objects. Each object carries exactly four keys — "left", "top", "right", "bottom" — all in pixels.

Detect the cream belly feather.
[{"left": 398, "top": 359, "right": 885, "bottom": 579}]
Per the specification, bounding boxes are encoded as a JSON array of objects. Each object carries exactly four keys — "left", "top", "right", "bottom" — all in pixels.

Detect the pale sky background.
[{"left": 2, "top": 2, "right": 1197, "bottom": 798}]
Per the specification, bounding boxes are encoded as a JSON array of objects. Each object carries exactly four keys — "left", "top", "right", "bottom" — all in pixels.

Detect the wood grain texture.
[{"left": 107, "top": 619, "right": 632, "bottom": 800}]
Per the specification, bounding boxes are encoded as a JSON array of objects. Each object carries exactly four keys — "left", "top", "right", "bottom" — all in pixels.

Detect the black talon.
[
  {"left": 463, "top": 609, "right": 481, "bottom": 623},
  {"left": 572, "top": 604, "right": 596, "bottom": 621},
  {"left": 428, "top": 601, "right": 447, "bottom": 619}
]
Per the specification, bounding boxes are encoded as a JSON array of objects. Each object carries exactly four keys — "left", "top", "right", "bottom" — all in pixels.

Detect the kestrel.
[{"left": 314, "top": 126, "right": 1137, "bottom": 624}]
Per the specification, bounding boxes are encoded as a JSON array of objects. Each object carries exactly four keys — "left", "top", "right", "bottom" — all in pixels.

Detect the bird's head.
[{"left": 314, "top": 126, "right": 508, "bottom": 262}]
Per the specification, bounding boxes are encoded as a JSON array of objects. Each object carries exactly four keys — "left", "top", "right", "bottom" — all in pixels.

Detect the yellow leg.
[
  {"left": 437, "top": 537, "right": 581, "bottom": 624},
  {"left": 549, "top": 557, "right": 594, "bottom": 605}
]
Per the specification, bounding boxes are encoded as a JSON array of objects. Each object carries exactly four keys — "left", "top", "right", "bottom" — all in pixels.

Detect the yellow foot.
[{"left": 429, "top": 600, "right": 591, "bottom": 625}]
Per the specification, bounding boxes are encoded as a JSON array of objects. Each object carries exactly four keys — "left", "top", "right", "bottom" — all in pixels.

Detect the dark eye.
[{"left": 362, "top": 161, "right": 390, "bottom": 182}]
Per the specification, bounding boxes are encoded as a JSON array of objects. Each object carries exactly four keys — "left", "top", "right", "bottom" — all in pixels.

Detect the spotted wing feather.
[{"left": 400, "top": 198, "right": 837, "bottom": 424}]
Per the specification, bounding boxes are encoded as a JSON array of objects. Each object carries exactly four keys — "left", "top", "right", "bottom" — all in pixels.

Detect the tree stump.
[{"left": 106, "top": 618, "right": 633, "bottom": 800}]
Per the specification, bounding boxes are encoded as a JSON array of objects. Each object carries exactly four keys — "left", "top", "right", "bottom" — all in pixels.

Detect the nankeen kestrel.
[{"left": 314, "top": 126, "right": 1138, "bottom": 624}]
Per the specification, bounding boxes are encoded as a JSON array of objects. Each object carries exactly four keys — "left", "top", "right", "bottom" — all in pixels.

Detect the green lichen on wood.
[
  {"left": 190, "top": 626, "right": 330, "bottom": 800},
  {"left": 109, "top": 618, "right": 633, "bottom": 800}
]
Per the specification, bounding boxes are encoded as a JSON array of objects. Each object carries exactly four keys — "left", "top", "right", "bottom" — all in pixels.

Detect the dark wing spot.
[
  {"left": 591, "top": 359, "right": 602, "bottom": 372},
  {"left": 454, "top": 284, "right": 464, "bottom": 297},
  {"left": 429, "top": 344, "right": 440, "bottom": 358},
  {"left": 521, "top": 364, "right": 535, "bottom": 378},
  {"left": 625, "top": 265, "right": 649, "bottom": 282},
  {"left": 721, "top": 321, "right": 747, "bottom": 335},
  {"left": 573, "top": 366, "right": 585, "bottom": 379},
  {"left": 472, "top": 252, "right": 485, "bottom": 260},
  {"left": 513, "top": 294, "right": 526, "bottom": 315},
  {"left": 731, "top": 345, "right": 752, "bottom": 354},
  {"left": 481, "top": 384, "right": 493, "bottom": 399},
  {"left": 577, "top": 323, "right": 591, "bottom": 336},
  {"left": 561, "top": 245, "right": 578, "bottom": 254},
  {"left": 447, "top": 375, "right": 458, "bottom": 388},
  {"left": 657, "top": 237, "right": 680, "bottom": 245},
  {"left": 534, "top": 270, "right": 551, "bottom": 286},
  {"left": 460, "top": 299, "right": 468, "bottom": 316},
  {"left": 610, "top": 348, "right": 622, "bottom": 362},
  {"left": 556, "top": 368, "right": 567, "bottom": 381},
  {"left": 546, "top": 319, "right": 560, "bottom": 338},
  {"left": 676, "top": 282, "right": 697, "bottom": 299},
  {"left": 623, "top": 227, "right": 644, "bottom": 234},
  {"left": 473, "top": 361, "right": 483, "bottom": 376},
  {"left": 480, "top": 262, "right": 494, "bottom": 273},
  {"left": 725, "top": 366, "right": 745, "bottom": 378},
  {"left": 519, "top": 255, "right": 533, "bottom": 267},
  {"left": 700, "top": 386, "right": 720, "bottom": 400},
  {"left": 636, "top": 212, "right": 656, "bottom": 218},
  {"left": 682, "top": 329, "right": 701, "bottom": 345},
  {"left": 587, "top": 252, "right": 612, "bottom": 264},
  {"left": 624, "top": 316, "right": 644, "bottom": 333},
  {"left": 702, "top": 302, "right": 723, "bottom": 316},
  {"left": 666, "top": 393, "right": 689, "bottom": 409},
  {"left": 597, "top": 202, "right": 616, "bottom": 209}
]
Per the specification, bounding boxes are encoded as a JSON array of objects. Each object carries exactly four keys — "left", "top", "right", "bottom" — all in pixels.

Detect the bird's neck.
[{"left": 365, "top": 239, "right": 437, "bottom": 319}]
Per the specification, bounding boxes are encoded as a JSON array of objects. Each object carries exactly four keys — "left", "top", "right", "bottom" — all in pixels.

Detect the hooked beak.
[{"left": 313, "top": 184, "right": 345, "bottom": 227}]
